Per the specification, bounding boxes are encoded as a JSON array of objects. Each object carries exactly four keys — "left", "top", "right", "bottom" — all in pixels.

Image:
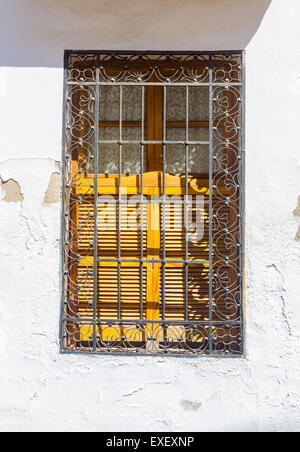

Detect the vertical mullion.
[
  {"left": 92, "top": 55, "right": 100, "bottom": 351},
  {"left": 162, "top": 86, "right": 167, "bottom": 321},
  {"left": 118, "top": 86, "right": 122, "bottom": 319},
  {"left": 208, "top": 56, "right": 213, "bottom": 355},
  {"left": 140, "top": 86, "right": 145, "bottom": 320},
  {"left": 185, "top": 86, "right": 189, "bottom": 321}
]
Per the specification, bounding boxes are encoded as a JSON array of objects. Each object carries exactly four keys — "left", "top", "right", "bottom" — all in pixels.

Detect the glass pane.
[
  {"left": 97, "top": 89, "right": 144, "bottom": 173},
  {"left": 122, "top": 144, "right": 144, "bottom": 174},
  {"left": 99, "top": 86, "right": 119, "bottom": 121},
  {"left": 166, "top": 125, "right": 185, "bottom": 142},
  {"left": 167, "top": 126, "right": 209, "bottom": 143},
  {"left": 166, "top": 144, "right": 209, "bottom": 175},
  {"left": 99, "top": 126, "right": 142, "bottom": 141},
  {"left": 189, "top": 127, "right": 209, "bottom": 142},
  {"left": 123, "top": 127, "right": 141, "bottom": 141},
  {"left": 99, "top": 126, "right": 118, "bottom": 141},
  {"left": 166, "top": 128, "right": 210, "bottom": 175},
  {"left": 166, "top": 86, "right": 209, "bottom": 123},
  {"left": 189, "top": 145, "right": 209, "bottom": 174},
  {"left": 98, "top": 144, "right": 118, "bottom": 174},
  {"left": 122, "top": 86, "right": 142, "bottom": 121},
  {"left": 99, "top": 85, "right": 142, "bottom": 123},
  {"left": 166, "top": 86, "right": 186, "bottom": 121},
  {"left": 189, "top": 86, "right": 209, "bottom": 121},
  {"left": 98, "top": 144, "right": 146, "bottom": 174},
  {"left": 166, "top": 144, "right": 184, "bottom": 174}
]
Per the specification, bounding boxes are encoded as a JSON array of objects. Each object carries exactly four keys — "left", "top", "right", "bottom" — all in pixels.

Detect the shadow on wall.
[{"left": 0, "top": 0, "right": 272, "bottom": 67}]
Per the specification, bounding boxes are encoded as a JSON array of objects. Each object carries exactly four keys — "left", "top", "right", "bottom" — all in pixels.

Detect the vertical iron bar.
[
  {"left": 92, "top": 55, "right": 100, "bottom": 352},
  {"left": 140, "top": 86, "right": 145, "bottom": 319},
  {"left": 59, "top": 51, "right": 69, "bottom": 350},
  {"left": 162, "top": 86, "right": 167, "bottom": 320},
  {"left": 240, "top": 51, "right": 246, "bottom": 355},
  {"left": 118, "top": 85, "right": 122, "bottom": 319},
  {"left": 185, "top": 86, "right": 189, "bottom": 321},
  {"left": 208, "top": 55, "right": 213, "bottom": 355}
]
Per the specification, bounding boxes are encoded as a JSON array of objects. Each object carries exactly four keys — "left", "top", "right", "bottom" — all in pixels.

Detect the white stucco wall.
[{"left": 0, "top": 0, "right": 300, "bottom": 432}]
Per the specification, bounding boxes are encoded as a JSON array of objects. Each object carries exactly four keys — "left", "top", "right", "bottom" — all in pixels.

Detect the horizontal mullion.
[
  {"left": 77, "top": 258, "right": 211, "bottom": 267},
  {"left": 98, "top": 199, "right": 209, "bottom": 205},
  {"left": 96, "top": 258, "right": 209, "bottom": 265},
  {"left": 63, "top": 317, "right": 242, "bottom": 326},
  {"left": 98, "top": 140, "right": 210, "bottom": 145},
  {"left": 67, "top": 81, "right": 242, "bottom": 87},
  {"left": 97, "top": 121, "right": 221, "bottom": 128},
  {"left": 76, "top": 188, "right": 211, "bottom": 196}
]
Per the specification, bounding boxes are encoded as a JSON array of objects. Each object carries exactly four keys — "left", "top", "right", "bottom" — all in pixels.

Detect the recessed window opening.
[{"left": 61, "top": 51, "right": 244, "bottom": 356}]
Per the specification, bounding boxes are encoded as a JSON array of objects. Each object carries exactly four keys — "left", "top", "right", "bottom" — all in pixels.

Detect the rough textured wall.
[
  {"left": 0, "top": 0, "right": 271, "bottom": 66},
  {"left": 0, "top": 0, "right": 300, "bottom": 432}
]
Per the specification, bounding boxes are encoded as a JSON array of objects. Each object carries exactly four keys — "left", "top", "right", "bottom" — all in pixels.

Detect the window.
[{"left": 61, "top": 51, "right": 244, "bottom": 356}]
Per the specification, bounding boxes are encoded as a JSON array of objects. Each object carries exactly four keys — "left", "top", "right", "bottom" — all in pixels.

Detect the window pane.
[
  {"left": 99, "top": 85, "right": 142, "bottom": 121},
  {"left": 166, "top": 144, "right": 209, "bottom": 175},
  {"left": 166, "top": 128, "right": 209, "bottom": 175},
  {"left": 189, "top": 86, "right": 209, "bottom": 121},
  {"left": 99, "top": 86, "right": 119, "bottom": 121},
  {"left": 166, "top": 86, "right": 209, "bottom": 122},
  {"left": 97, "top": 144, "right": 146, "bottom": 174},
  {"left": 166, "top": 86, "right": 186, "bottom": 121},
  {"left": 123, "top": 86, "right": 142, "bottom": 121}
]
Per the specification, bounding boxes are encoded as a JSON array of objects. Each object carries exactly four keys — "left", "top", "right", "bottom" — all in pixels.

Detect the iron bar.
[
  {"left": 59, "top": 52, "right": 69, "bottom": 350},
  {"left": 98, "top": 140, "right": 210, "bottom": 145},
  {"left": 95, "top": 258, "right": 209, "bottom": 265},
  {"left": 63, "top": 317, "right": 242, "bottom": 326},
  {"left": 117, "top": 85, "right": 122, "bottom": 319},
  {"left": 67, "top": 82, "right": 243, "bottom": 87},
  {"left": 240, "top": 51, "right": 246, "bottom": 355},
  {"left": 185, "top": 85, "right": 189, "bottom": 321},
  {"left": 92, "top": 54, "right": 100, "bottom": 351},
  {"left": 101, "top": 199, "right": 210, "bottom": 205},
  {"left": 208, "top": 55, "right": 213, "bottom": 355},
  {"left": 162, "top": 86, "right": 167, "bottom": 320},
  {"left": 140, "top": 85, "right": 145, "bottom": 320}
]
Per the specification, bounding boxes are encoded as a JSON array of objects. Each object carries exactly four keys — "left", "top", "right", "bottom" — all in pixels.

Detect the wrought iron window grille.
[{"left": 60, "top": 50, "right": 245, "bottom": 356}]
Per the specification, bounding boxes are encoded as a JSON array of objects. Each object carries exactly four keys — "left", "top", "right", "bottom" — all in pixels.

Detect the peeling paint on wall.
[
  {"left": 0, "top": 178, "right": 24, "bottom": 203},
  {"left": 43, "top": 172, "right": 61, "bottom": 204},
  {"left": 180, "top": 400, "right": 201, "bottom": 411},
  {"left": 293, "top": 196, "right": 300, "bottom": 241},
  {"left": 293, "top": 196, "right": 300, "bottom": 217}
]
